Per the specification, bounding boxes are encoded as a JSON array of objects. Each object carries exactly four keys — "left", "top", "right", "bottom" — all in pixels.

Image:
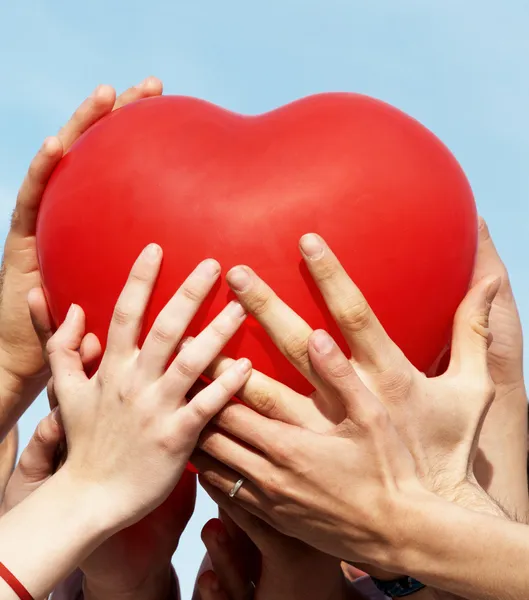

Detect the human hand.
[
  {"left": 0, "top": 77, "right": 163, "bottom": 438},
  {"left": 30, "top": 299, "right": 194, "bottom": 600},
  {"left": 196, "top": 509, "right": 346, "bottom": 600},
  {"left": 193, "top": 234, "right": 506, "bottom": 568},
  {"left": 40, "top": 244, "right": 252, "bottom": 538},
  {"left": 200, "top": 234, "right": 506, "bottom": 510},
  {"left": 469, "top": 218, "right": 528, "bottom": 516}
]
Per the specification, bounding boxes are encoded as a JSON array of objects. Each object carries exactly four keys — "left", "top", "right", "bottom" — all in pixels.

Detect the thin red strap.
[{"left": 0, "top": 563, "right": 33, "bottom": 600}]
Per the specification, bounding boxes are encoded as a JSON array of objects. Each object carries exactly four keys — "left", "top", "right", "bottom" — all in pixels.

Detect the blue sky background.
[{"left": 1, "top": 1, "right": 528, "bottom": 597}]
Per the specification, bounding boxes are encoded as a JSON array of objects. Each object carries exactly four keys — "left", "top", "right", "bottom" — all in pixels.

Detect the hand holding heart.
[{"left": 193, "top": 233, "right": 507, "bottom": 570}]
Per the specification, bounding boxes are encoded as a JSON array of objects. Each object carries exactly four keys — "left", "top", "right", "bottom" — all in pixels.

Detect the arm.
[
  {"left": 0, "top": 77, "right": 164, "bottom": 440},
  {"left": 393, "top": 494, "right": 529, "bottom": 600}
]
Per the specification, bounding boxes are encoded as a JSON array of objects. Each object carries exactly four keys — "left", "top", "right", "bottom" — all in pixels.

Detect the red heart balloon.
[{"left": 37, "top": 93, "right": 477, "bottom": 394}]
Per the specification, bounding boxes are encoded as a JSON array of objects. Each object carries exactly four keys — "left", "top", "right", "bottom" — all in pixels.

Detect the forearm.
[
  {"left": 391, "top": 493, "right": 529, "bottom": 600},
  {"left": 0, "top": 469, "right": 112, "bottom": 599},
  {"left": 474, "top": 384, "right": 528, "bottom": 519}
]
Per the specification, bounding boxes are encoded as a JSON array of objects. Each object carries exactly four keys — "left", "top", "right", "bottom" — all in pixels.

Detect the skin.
[
  {"left": 0, "top": 77, "right": 204, "bottom": 600},
  {"left": 194, "top": 509, "right": 350, "bottom": 600},
  {"left": 470, "top": 218, "right": 528, "bottom": 518},
  {"left": 0, "top": 76, "right": 164, "bottom": 441},
  {"left": 191, "top": 233, "right": 511, "bottom": 598},
  {"left": 0, "top": 246, "right": 252, "bottom": 600}
]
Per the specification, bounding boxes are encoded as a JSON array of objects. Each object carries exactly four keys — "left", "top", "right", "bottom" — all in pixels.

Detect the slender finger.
[
  {"left": 113, "top": 76, "right": 163, "bottom": 110},
  {"left": 57, "top": 84, "right": 116, "bottom": 151},
  {"left": 204, "top": 355, "right": 329, "bottom": 430},
  {"left": 138, "top": 259, "right": 221, "bottom": 379},
  {"left": 199, "top": 427, "right": 271, "bottom": 481},
  {"left": 226, "top": 266, "right": 324, "bottom": 390},
  {"left": 194, "top": 454, "right": 266, "bottom": 505},
  {"left": 16, "top": 409, "right": 64, "bottom": 483},
  {"left": 10, "top": 137, "right": 63, "bottom": 237},
  {"left": 104, "top": 244, "right": 162, "bottom": 359},
  {"left": 45, "top": 305, "right": 87, "bottom": 391},
  {"left": 201, "top": 519, "right": 251, "bottom": 600},
  {"left": 176, "top": 359, "right": 252, "bottom": 435},
  {"left": 308, "top": 330, "right": 378, "bottom": 424},
  {"left": 200, "top": 476, "right": 276, "bottom": 534},
  {"left": 448, "top": 276, "right": 500, "bottom": 381},
  {"left": 299, "top": 234, "right": 404, "bottom": 372},
  {"left": 212, "top": 402, "right": 295, "bottom": 454},
  {"left": 197, "top": 571, "right": 231, "bottom": 600},
  {"left": 163, "top": 302, "right": 247, "bottom": 395}
]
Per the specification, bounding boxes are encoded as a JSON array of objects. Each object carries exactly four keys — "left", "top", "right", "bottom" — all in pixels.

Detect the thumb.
[
  {"left": 448, "top": 276, "right": 501, "bottom": 380},
  {"left": 45, "top": 304, "right": 88, "bottom": 392},
  {"left": 472, "top": 218, "right": 508, "bottom": 284},
  {"left": 17, "top": 409, "right": 64, "bottom": 483}
]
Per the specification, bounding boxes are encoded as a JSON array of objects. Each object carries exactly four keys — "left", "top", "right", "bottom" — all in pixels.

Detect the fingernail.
[
  {"left": 143, "top": 243, "right": 161, "bottom": 262},
  {"left": 51, "top": 407, "right": 62, "bottom": 426},
  {"left": 227, "top": 267, "right": 252, "bottom": 292},
  {"left": 66, "top": 304, "right": 77, "bottom": 322},
  {"left": 312, "top": 330, "right": 334, "bottom": 354},
  {"left": 226, "top": 300, "right": 246, "bottom": 319},
  {"left": 195, "top": 259, "right": 220, "bottom": 279},
  {"left": 235, "top": 357, "right": 252, "bottom": 374},
  {"left": 91, "top": 84, "right": 104, "bottom": 98},
  {"left": 299, "top": 233, "right": 325, "bottom": 259},
  {"left": 486, "top": 277, "right": 501, "bottom": 304}
]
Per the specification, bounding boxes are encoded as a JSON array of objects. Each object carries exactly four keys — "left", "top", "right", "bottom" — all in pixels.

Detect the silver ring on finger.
[{"left": 228, "top": 477, "right": 246, "bottom": 498}]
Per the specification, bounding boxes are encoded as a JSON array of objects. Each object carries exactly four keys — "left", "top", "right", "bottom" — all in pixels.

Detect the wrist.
[
  {"left": 51, "top": 465, "right": 122, "bottom": 541},
  {"left": 83, "top": 564, "right": 173, "bottom": 600}
]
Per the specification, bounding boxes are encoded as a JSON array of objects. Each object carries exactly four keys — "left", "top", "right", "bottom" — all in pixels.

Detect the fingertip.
[
  {"left": 485, "top": 275, "right": 501, "bottom": 305},
  {"left": 91, "top": 84, "right": 116, "bottom": 103},
  {"left": 309, "top": 329, "right": 335, "bottom": 355},
  {"left": 41, "top": 136, "right": 63, "bottom": 158},
  {"left": 140, "top": 75, "right": 163, "bottom": 95}
]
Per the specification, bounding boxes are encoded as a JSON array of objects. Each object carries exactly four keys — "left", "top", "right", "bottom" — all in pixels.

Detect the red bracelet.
[{"left": 0, "top": 563, "right": 33, "bottom": 600}]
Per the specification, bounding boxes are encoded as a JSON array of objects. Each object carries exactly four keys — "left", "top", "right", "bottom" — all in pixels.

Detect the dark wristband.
[{"left": 371, "top": 575, "right": 426, "bottom": 597}]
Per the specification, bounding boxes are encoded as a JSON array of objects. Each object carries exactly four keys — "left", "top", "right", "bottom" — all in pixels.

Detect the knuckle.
[
  {"left": 261, "top": 473, "right": 286, "bottom": 502},
  {"left": 173, "top": 357, "right": 199, "bottom": 380},
  {"left": 248, "top": 387, "right": 278, "bottom": 416},
  {"left": 180, "top": 283, "right": 205, "bottom": 304},
  {"left": 355, "top": 402, "right": 389, "bottom": 433},
  {"left": 336, "top": 298, "right": 372, "bottom": 333},
  {"left": 377, "top": 367, "right": 414, "bottom": 399},
  {"left": 326, "top": 358, "right": 354, "bottom": 380},
  {"left": 281, "top": 333, "right": 310, "bottom": 366},
  {"left": 150, "top": 321, "right": 179, "bottom": 346},
  {"left": 112, "top": 304, "right": 133, "bottom": 327},
  {"left": 468, "top": 312, "right": 490, "bottom": 342},
  {"left": 270, "top": 439, "right": 293, "bottom": 465},
  {"left": 248, "top": 289, "right": 273, "bottom": 317},
  {"left": 208, "top": 319, "right": 232, "bottom": 342},
  {"left": 313, "top": 259, "right": 339, "bottom": 283},
  {"left": 33, "top": 420, "right": 51, "bottom": 446}
]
